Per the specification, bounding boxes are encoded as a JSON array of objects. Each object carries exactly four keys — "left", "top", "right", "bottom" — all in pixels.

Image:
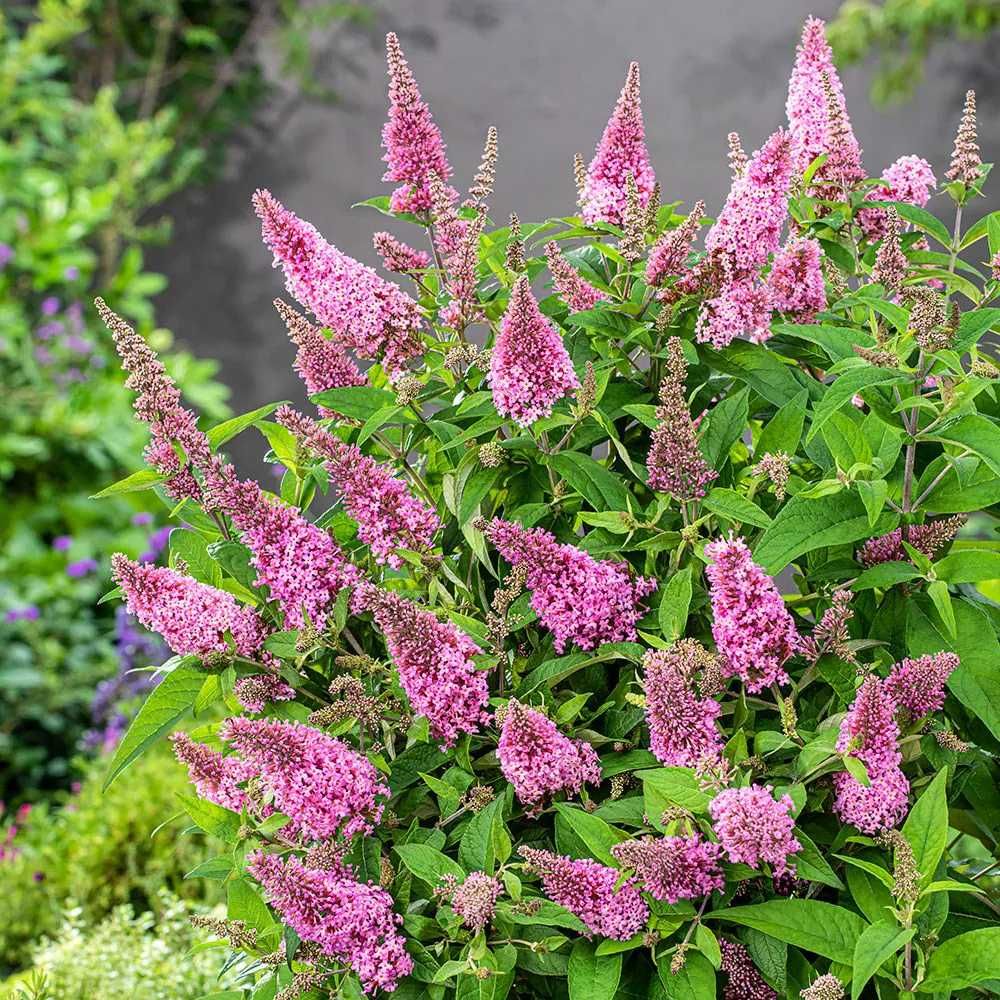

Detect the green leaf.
[
  {"left": 207, "top": 402, "right": 284, "bottom": 449},
  {"left": 311, "top": 384, "right": 398, "bottom": 419},
  {"left": 658, "top": 567, "right": 693, "bottom": 640},
  {"left": 700, "top": 387, "right": 749, "bottom": 469},
  {"left": 227, "top": 879, "right": 274, "bottom": 933},
  {"left": 703, "top": 488, "right": 771, "bottom": 528},
  {"left": 459, "top": 796, "right": 510, "bottom": 874},
  {"left": 771, "top": 326, "right": 873, "bottom": 364},
  {"left": 926, "top": 580, "right": 956, "bottom": 638},
  {"left": 920, "top": 928, "right": 1000, "bottom": 992},
  {"left": 707, "top": 900, "right": 867, "bottom": 964},
  {"left": 553, "top": 803, "right": 628, "bottom": 865},
  {"left": 851, "top": 920, "right": 914, "bottom": 1000},
  {"left": 639, "top": 767, "right": 711, "bottom": 819},
  {"left": 695, "top": 924, "right": 722, "bottom": 969},
  {"left": 753, "top": 492, "right": 897, "bottom": 574},
  {"left": 856, "top": 479, "right": 888, "bottom": 528},
  {"left": 757, "top": 389, "right": 809, "bottom": 457},
  {"left": 902, "top": 770, "right": 949, "bottom": 886},
  {"left": 934, "top": 548, "right": 1000, "bottom": 583},
  {"left": 853, "top": 561, "right": 922, "bottom": 591},
  {"left": 568, "top": 940, "right": 621, "bottom": 1000},
  {"left": 870, "top": 201, "right": 952, "bottom": 248},
  {"left": 104, "top": 660, "right": 205, "bottom": 790},
  {"left": 657, "top": 950, "right": 716, "bottom": 998},
  {"left": 924, "top": 414, "right": 1000, "bottom": 478},
  {"left": 91, "top": 468, "right": 168, "bottom": 498},
  {"left": 547, "top": 451, "right": 629, "bottom": 511},
  {"left": 395, "top": 843, "right": 465, "bottom": 887},
  {"left": 908, "top": 598, "right": 1000, "bottom": 741},
  {"left": 700, "top": 341, "right": 809, "bottom": 407},
  {"left": 176, "top": 793, "right": 242, "bottom": 843},
  {"left": 794, "top": 831, "right": 845, "bottom": 889},
  {"left": 806, "top": 367, "right": 905, "bottom": 442}
]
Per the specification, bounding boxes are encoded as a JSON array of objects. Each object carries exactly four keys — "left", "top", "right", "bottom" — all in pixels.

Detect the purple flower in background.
[
  {"left": 131, "top": 512, "right": 154, "bottom": 526},
  {"left": 0, "top": 245, "right": 12, "bottom": 269},
  {"left": 34, "top": 346, "right": 53, "bottom": 365},
  {"left": 40, "top": 296, "right": 60, "bottom": 316},
  {"left": 5, "top": 606, "right": 40, "bottom": 623},
  {"left": 67, "top": 301, "right": 84, "bottom": 331},
  {"left": 66, "top": 558, "right": 99, "bottom": 578},
  {"left": 35, "top": 322, "right": 62, "bottom": 341},
  {"left": 52, "top": 535, "right": 73, "bottom": 552},
  {"left": 65, "top": 334, "right": 92, "bottom": 354},
  {"left": 64, "top": 266, "right": 80, "bottom": 281}
]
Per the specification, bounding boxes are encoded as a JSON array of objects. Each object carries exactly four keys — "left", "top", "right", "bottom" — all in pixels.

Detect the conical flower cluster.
[
  {"left": 253, "top": 188, "right": 422, "bottom": 375},
  {"left": 767, "top": 237, "right": 826, "bottom": 322},
  {"left": 489, "top": 276, "right": 578, "bottom": 426},
  {"left": 483, "top": 518, "right": 656, "bottom": 653},
  {"left": 545, "top": 241, "right": 607, "bottom": 312},
  {"left": 611, "top": 834, "right": 724, "bottom": 903},
  {"left": 580, "top": 62, "right": 656, "bottom": 225},
  {"left": 709, "top": 785, "right": 802, "bottom": 877},
  {"left": 497, "top": 700, "right": 600, "bottom": 814},
  {"left": 381, "top": 32, "right": 454, "bottom": 214}
]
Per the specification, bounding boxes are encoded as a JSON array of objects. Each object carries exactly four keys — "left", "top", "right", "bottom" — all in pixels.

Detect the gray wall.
[{"left": 148, "top": 0, "right": 999, "bottom": 464}]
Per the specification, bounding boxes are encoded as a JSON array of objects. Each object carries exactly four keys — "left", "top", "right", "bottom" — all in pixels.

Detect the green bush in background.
[{"left": 830, "top": 0, "right": 1000, "bottom": 105}]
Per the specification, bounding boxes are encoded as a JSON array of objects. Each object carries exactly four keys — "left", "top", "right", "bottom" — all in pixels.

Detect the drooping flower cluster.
[
  {"left": 277, "top": 406, "right": 439, "bottom": 567},
  {"left": 489, "top": 276, "right": 579, "bottom": 426},
  {"left": 170, "top": 733, "right": 255, "bottom": 813},
  {"left": 354, "top": 583, "right": 490, "bottom": 746},
  {"left": 222, "top": 717, "right": 388, "bottom": 841},
  {"left": 497, "top": 700, "right": 601, "bottom": 813},
  {"left": 111, "top": 555, "right": 268, "bottom": 659},
  {"left": 544, "top": 241, "right": 607, "bottom": 311},
  {"left": 519, "top": 847, "right": 649, "bottom": 940},
  {"left": 646, "top": 200, "right": 704, "bottom": 286},
  {"left": 858, "top": 515, "right": 966, "bottom": 567},
  {"left": 767, "top": 237, "right": 827, "bottom": 322},
  {"left": 833, "top": 676, "right": 910, "bottom": 833},
  {"left": 204, "top": 464, "right": 359, "bottom": 631},
  {"left": 720, "top": 939, "right": 778, "bottom": 1000},
  {"left": 273, "top": 298, "right": 365, "bottom": 407},
  {"left": 449, "top": 872, "right": 503, "bottom": 931},
  {"left": 708, "top": 785, "right": 802, "bottom": 877},
  {"left": 579, "top": 62, "right": 656, "bottom": 225},
  {"left": 885, "top": 651, "right": 958, "bottom": 722},
  {"left": 253, "top": 188, "right": 422, "bottom": 375},
  {"left": 381, "top": 32, "right": 454, "bottom": 214},
  {"left": 248, "top": 851, "right": 412, "bottom": 994},
  {"left": 643, "top": 641, "right": 723, "bottom": 767},
  {"left": 785, "top": 17, "right": 863, "bottom": 191},
  {"left": 483, "top": 518, "right": 656, "bottom": 653},
  {"left": 234, "top": 673, "right": 297, "bottom": 714},
  {"left": 96, "top": 299, "right": 211, "bottom": 501},
  {"left": 373, "top": 231, "right": 432, "bottom": 274},
  {"left": 705, "top": 536, "right": 800, "bottom": 692},
  {"left": 611, "top": 834, "right": 724, "bottom": 903}
]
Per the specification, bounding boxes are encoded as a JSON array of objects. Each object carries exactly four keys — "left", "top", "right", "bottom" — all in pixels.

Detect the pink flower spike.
[
  {"left": 170, "top": 733, "right": 255, "bottom": 813},
  {"left": 704, "top": 535, "right": 799, "bottom": 692},
  {"left": 611, "top": 834, "right": 725, "bottom": 903},
  {"left": 767, "top": 237, "right": 827, "bottom": 323},
  {"left": 354, "top": 583, "right": 490, "bottom": 747},
  {"left": 833, "top": 676, "right": 910, "bottom": 833},
  {"left": 382, "top": 32, "right": 454, "bottom": 214},
  {"left": 520, "top": 847, "right": 649, "bottom": 940},
  {"left": 721, "top": 939, "right": 778, "bottom": 1000},
  {"left": 253, "top": 188, "right": 423, "bottom": 375},
  {"left": 111, "top": 555, "right": 268, "bottom": 659},
  {"left": 450, "top": 872, "right": 503, "bottom": 931},
  {"left": 497, "top": 700, "right": 601, "bottom": 814},
  {"left": 545, "top": 241, "right": 608, "bottom": 312},
  {"left": 643, "top": 642, "right": 723, "bottom": 767},
  {"left": 885, "top": 651, "right": 958, "bottom": 722},
  {"left": 277, "top": 406, "right": 439, "bottom": 568},
  {"left": 489, "top": 276, "right": 578, "bottom": 427},
  {"left": 222, "top": 717, "right": 388, "bottom": 841},
  {"left": 646, "top": 201, "right": 705, "bottom": 287},
  {"left": 234, "top": 673, "right": 296, "bottom": 714},
  {"left": 373, "top": 231, "right": 432, "bottom": 274},
  {"left": 248, "top": 851, "right": 412, "bottom": 994},
  {"left": 483, "top": 518, "right": 656, "bottom": 653},
  {"left": 273, "top": 299, "right": 366, "bottom": 412},
  {"left": 580, "top": 62, "right": 656, "bottom": 226},
  {"left": 709, "top": 785, "right": 802, "bottom": 877}
]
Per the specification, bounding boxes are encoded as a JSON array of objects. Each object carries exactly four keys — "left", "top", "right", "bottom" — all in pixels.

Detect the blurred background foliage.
[
  {"left": 829, "top": 0, "right": 1000, "bottom": 105},
  {"left": 0, "top": 0, "right": 368, "bottom": 803}
]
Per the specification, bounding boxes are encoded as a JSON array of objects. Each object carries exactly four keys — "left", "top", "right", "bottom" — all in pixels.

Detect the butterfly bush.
[{"left": 94, "top": 20, "right": 1000, "bottom": 999}]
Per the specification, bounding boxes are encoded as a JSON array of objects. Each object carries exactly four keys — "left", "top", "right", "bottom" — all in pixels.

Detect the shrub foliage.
[{"left": 95, "top": 18, "right": 1000, "bottom": 1000}]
